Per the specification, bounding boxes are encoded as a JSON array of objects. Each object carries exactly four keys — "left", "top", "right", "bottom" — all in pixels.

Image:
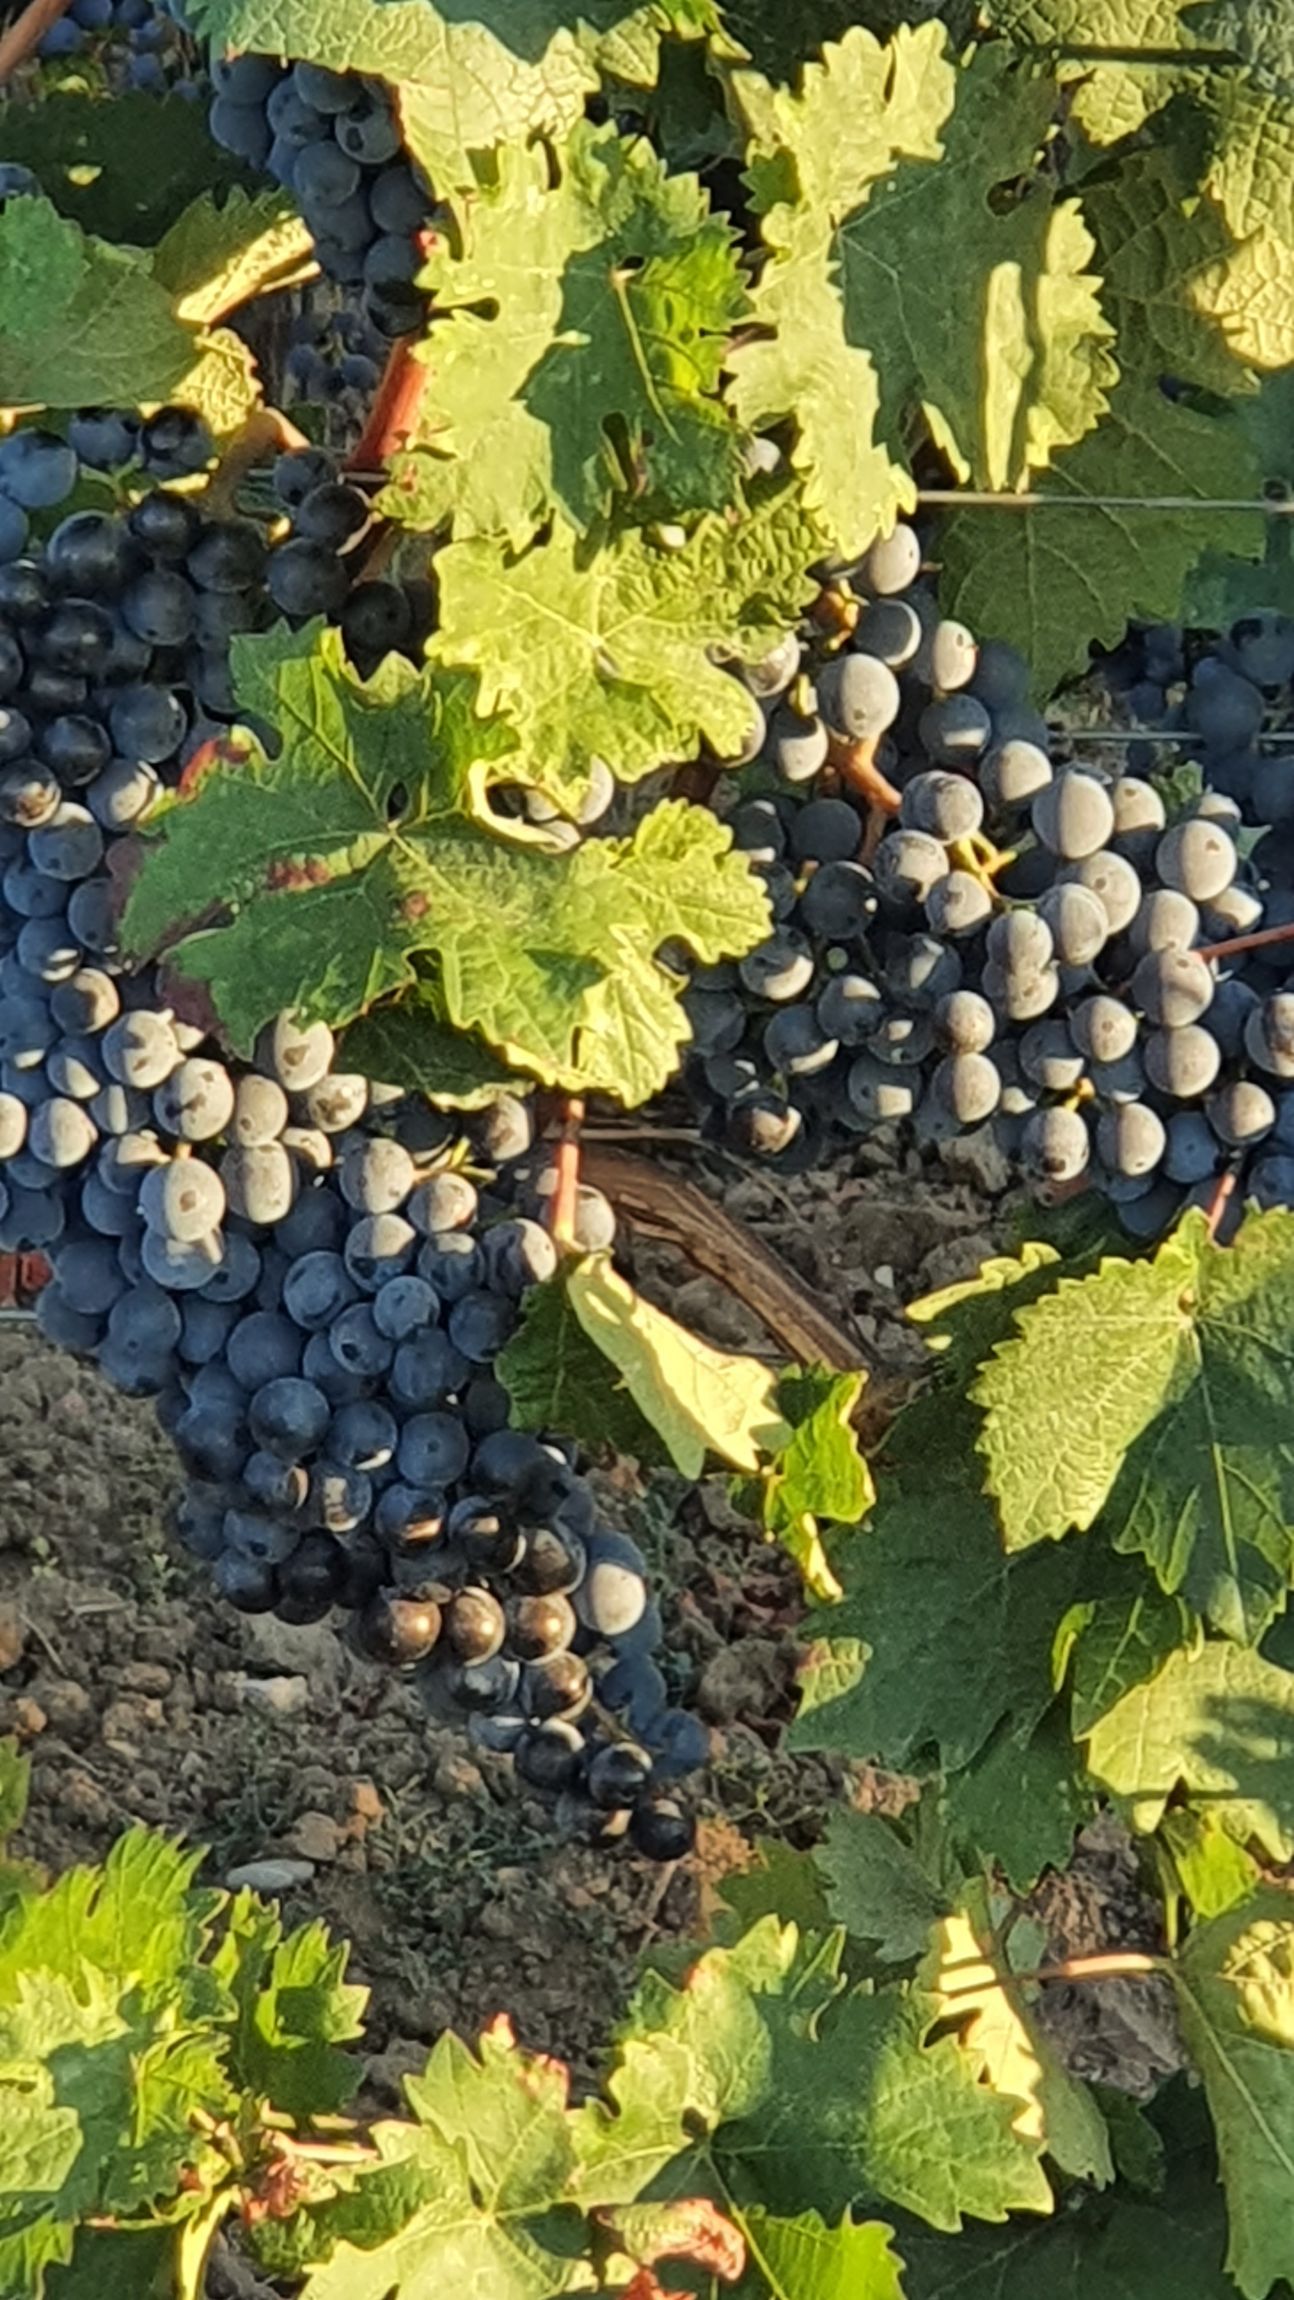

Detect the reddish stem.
[
  {"left": 344, "top": 335, "right": 426, "bottom": 474},
  {"left": 939, "top": 1947, "right": 1165, "bottom": 1999},
  {"left": 810, "top": 587, "right": 858, "bottom": 640},
  {"left": 828, "top": 731, "right": 900, "bottom": 817},
  {"left": 0, "top": 1252, "right": 51, "bottom": 1308},
  {"left": 547, "top": 1098, "right": 586, "bottom": 1249},
  {"left": 1195, "top": 917, "right": 1294, "bottom": 966},
  {"left": 1206, "top": 1166, "right": 1238, "bottom": 1241},
  {"left": 0, "top": 0, "right": 73, "bottom": 81}
]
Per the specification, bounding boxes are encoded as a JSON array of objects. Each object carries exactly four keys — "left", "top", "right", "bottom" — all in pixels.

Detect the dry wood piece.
[
  {"left": 0, "top": 0, "right": 72, "bottom": 83},
  {"left": 580, "top": 1142, "right": 862, "bottom": 1375},
  {"left": 345, "top": 333, "right": 427, "bottom": 474}
]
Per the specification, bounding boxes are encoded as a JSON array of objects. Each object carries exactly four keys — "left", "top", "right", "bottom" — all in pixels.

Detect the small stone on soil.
[
  {"left": 225, "top": 1857, "right": 316, "bottom": 1893},
  {"left": 236, "top": 1672, "right": 310, "bottom": 1718}
]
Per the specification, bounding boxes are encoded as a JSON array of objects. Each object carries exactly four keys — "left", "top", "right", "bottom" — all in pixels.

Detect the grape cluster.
[
  {"left": 36, "top": 0, "right": 198, "bottom": 93},
  {"left": 208, "top": 54, "right": 436, "bottom": 339},
  {"left": 689, "top": 523, "right": 1294, "bottom": 1230},
  {"left": 264, "top": 446, "right": 416, "bottom": 638},
  {"left": 0, "top": 433, "right": 704, "bottom": 1855},
  {"left": 1098, "top": 612, "right": 1294, "bottom": 832},
  {"left": 284, "top": 291, "right": 384, "bottom": 436},
  {"left": 0, "top": 412, "right": 215, "bottom": 581}
]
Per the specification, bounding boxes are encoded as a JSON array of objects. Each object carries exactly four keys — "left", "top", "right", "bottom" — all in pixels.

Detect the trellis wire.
[{"left": 918, "top": 491, "right": 1292, "bottom": 513}]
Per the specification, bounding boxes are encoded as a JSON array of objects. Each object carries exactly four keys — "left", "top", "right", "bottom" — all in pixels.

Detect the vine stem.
[
  {"left": 1068, "top": 728, "right": 1294, "bottom": 747},
  {"left": 828, "top": 730, "right": 901, "bottom": 817},
  {"left": 1206, "top": 1165, "right": 1239, "bottom": 1241},
  {"left": 344, "top": 334, "right": 427, "bottom": 474},
  {"left": 547, "top": 1097, "right": 585, "bottom": 1249},
  {"left": 1195, "top": 916, "right": 1294, "bottom": 966},
  {"left": 917, "top": 488, "right": 1294, "bottom": 515},
  {"left": 580, "top": 1143, "right": 873, "bottom": 1383},
  {"left": 938, "top": 1947, "right": 1167, "bottom": 2000},
  {"left": 0, "top": 1250, "right": 50, "bottom": 1309},
  {"left": 0, "top": 0, "right": 73, "bottom": 81},
  {"left": 271, "top": 2136, "right": 379, "bottom": 2166}
]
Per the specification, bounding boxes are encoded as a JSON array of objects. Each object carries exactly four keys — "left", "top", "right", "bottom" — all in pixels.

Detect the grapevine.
[{"left": 0, "top": 3, "right": 1292, "bottom": 2298}]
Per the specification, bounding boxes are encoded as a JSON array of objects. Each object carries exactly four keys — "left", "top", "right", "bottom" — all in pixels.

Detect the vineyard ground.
[{"left": 0, "top": 1130, "right": 1175, "bottom": 2106}]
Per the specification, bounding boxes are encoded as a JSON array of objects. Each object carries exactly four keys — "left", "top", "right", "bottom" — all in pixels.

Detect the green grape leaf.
[
  {"left": 0, "top": 193, "right": 225, "bottom": 417},
  {"left": 732, "top": 2209, "right": 905, "bottom": 2300},
  {"left": 816, "top": 1809, "right": 953, "bottom": 1962},
  {"left": 428, "top": 481, "right": 820, "bottom": 806},
  {"left": 497, "top": 1268, "right": 671, "bottom": 1465},
  {"left": 1158, "top": 1811, "right": 1260, "bottom": 1920},
  {"left": 0, "top": 1831, "right": 222, "bottom": 2015},
  {"left": 1194, "top": 85, "right": 1294, "bottom": 256},
  {"left": 279, "top": 2024, "right": 593, "bottom": 2300},
  {"left": 733, "top": 1366, "right": 873, "bottom": 1601},
  {"left": 987, "top": 0, "right": 1294, "bottom": 268},
  {"left": 973, "top": 1208, "right": 1294, "bottom": 1642},
  {"left": 0, "top": 1740, "right": 30, "bottom": 1842},
  {"left": 386, "top": 120, "right": 749, "bottom": 541},
  {"left": 839, "top": 47, "right": 1114, "bottom": 491},
  {"left": 923, "top": 1909, "right": 1113, "bottom": 2184},
  {"left": 1184, "top": 0, "right": 1294, "bottom": 87},
  {"left": 725, "top": 202, "right": 914, "bottom": 565},
  {"left": 1061, "top": 0, "right": 1294, "bottom": 375},
  {"left": 896, "top": 2079, "right": 1237, "bottom": 2298},
  {"left": 906, "top": 1240, "right": 1067, "bottom": 1381},
  {"left": 1173, "top": 1890, "right": 1294, "bottom": 2300},
  {"left": 731, "top": 21, "right": 952, "bottom": 242},
  {"left": 0, "top": 92, "right": 262, "bottom": 245},
  {"left": 212, "top": 1894, "right": 366, "bottom": 2121},
  {"left": 340, "top": 983, "right": 524, "bottom": 1110},
  {"left": 979, "top": 0, "right": 1198, "bottom": 147},
  {"left": 573, "top": 1918, "right": 820, "bottom": 2209},
  {"left": 566, "top": 1252, "right": 790, "bottom": 1477},
  {"left": 716, "top": 1977, "right": 1053, "bottom": 2228},
  {"left": 716, "top": 1, "right": 869, "bottom": 81},
  {"left": 0, "top": 1835, "right": 233, "bottom": 2287},
  {"left": 151, "top": 188, "right": 315, "bottom": 327},
  {"left": 726, "top": 22, "right": 949, "bottom": 557},
  {"left": 619, "top": 33, "right": 739, "bottom": 172},
  {"left": 1083, "top": 1638, "right": 1294, "bottom": 1855},
  {"left": 0, "top": 196, "right": 259, "bottom": 436},
  {"left": 1186, "top": 210, "right": 1294, "bottom": 372},
  {"left": 733, "top": 34, "right": 1113, "bottom": 502},
  {"left": 44, "top": 2226, "right": 174, "bottom": 2300},
  {"left": 1184, "top": 371, "right": 1294, "bottom": 626},
  {"left": 715, "top": 1841, "right": 836, "bottom": 1939},
  {"left": 583, "top": 1917, "right": 1050, "bottom": 2230},
  {"left": 121, "top": 626, "right": 769, "bottom": 1107},
  {"left": 793, "top": 1245, "right": 1090, "bottom": 1774},
  {"left": 942, "top": 1707, "right": 1097, "bottom": 1894},
  {"left": 0, "top": 1973, "right": 226, "bottom": 2226},
  {"left": 939, "top": 381, "right": 1266, "bottom": 696},
  {"left": 790, "top": 1386, "right": 1085, "bottom": 1774},
  {"left": 185, "top": 0, "right": 709, "bottom": 191},
  {"left": 1094, "top": 2087, "right": 1169, "bottom": 2193},
  {"left": 1062, "top": 1580, "right": 1198, "bottom": 1737},
  {"left": 171, "top": 326, "right": 262, "bottom": 443},
  {"left": 1083, "top": 145, "right": 1248, "bottom": 399}
]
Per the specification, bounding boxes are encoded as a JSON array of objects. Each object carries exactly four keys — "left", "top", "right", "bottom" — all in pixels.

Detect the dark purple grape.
[
  {"left": 587, "top": 1742, "right": 653, "bottom": 1809},
  {"left": 444, "top": 1587, "right": 506, "bottom": 1664},
  {"left": 629, "top": 1798, "right": 695, "bottom": 1861},
  {"left": 356, "top": 1587, "right": 443, "bottom": 1665}
]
